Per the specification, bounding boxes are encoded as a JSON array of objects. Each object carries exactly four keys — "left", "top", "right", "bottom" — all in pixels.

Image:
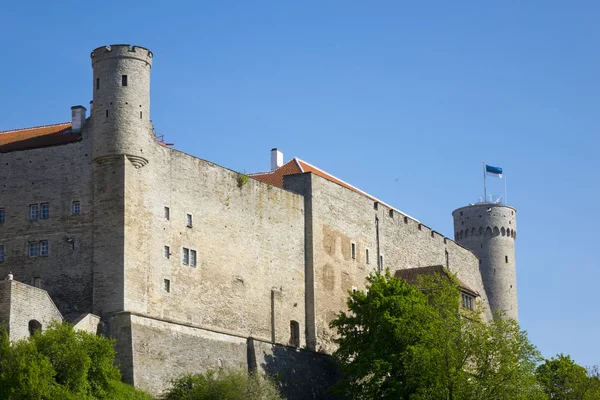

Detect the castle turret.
[
  {"left": 90, "top": 44, "right": 153, "bottom": 168},
  {"left": 452, "top": 203, "right": 518, "bottom": 321}
]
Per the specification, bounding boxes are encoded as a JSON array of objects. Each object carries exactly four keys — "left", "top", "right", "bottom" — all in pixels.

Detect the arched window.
[
  {"left": 485, "top": 227, "right": 492, "bottom": 236},
  {"left": 471, "top": 228, "right": 476, "bottom": 236},
  {"left": 493, "top": 226, "right": 500, "bottom": 236},
  {"left": 507, "top": 228, "right": 511, "bottom": 237},
  {"left": 501, "top": 227, "right": 506, "bottom": 236},
  {"left": 479, "top": 227, "right": 483, "bottom": 236},
  {"left": 464, "top": 229, "right": 469, "bottom": 238},
  {"left": 28, "top": 320, "right": 42, "bottom": 336}
]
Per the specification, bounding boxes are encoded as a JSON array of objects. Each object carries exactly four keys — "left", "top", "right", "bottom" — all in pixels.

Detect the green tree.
[
  {"left": 330, "top": 270, "right": 545, "bottom": 400},
  {"left": 0, "top": 322, "right": 152, "bottom": 400},
  {"left": 536, "top": 354, "right": 600, "bottom": 400},
  {"left": 162, "top": 369, "right": 284, "bottom": 400}
]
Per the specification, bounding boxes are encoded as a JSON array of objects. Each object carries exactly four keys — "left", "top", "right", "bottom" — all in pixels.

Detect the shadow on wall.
[{"left": 260, "top": 344, "right": 342, "bottom": 400}]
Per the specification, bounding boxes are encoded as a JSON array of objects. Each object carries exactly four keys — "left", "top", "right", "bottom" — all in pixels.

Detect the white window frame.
[
  {"left": 190, "top": 250, "right": 197, "bottom": 267},
  {"left": 72, "top": 201, "right": 81, "bottom": 215},
  {"left": 40, "top": 203, "right": 49, "bottom": 220},
  {"left": 28, "top": 242, "right": 38, "bottom": 257},
  {"left": 39, "top": 240, "right": 49, "bottom": 257},
  {"left": 29, "top": 204, "right": 39, "bottom": 221},
  {"left": 182, "top": 247, "right": 190, "bottom": 265}
]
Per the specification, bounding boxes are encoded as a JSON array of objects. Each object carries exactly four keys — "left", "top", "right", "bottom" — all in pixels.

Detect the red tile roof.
[
  {"left": 0, "top": 122, "right": 79, "bottom": 153},
  {"left": 250, "top": 157, "right": 419, "bottom": 222}
]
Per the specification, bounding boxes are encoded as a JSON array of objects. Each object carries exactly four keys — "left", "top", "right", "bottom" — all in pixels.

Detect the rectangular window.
[
  {"left": 0, "top": 245, "right": 4, "bottom": 261},
  {"left": 39, "top": 240, "right": 49, "bottom": 257},
  {"left": 505, "top": 255, "right": 508, "bottom": 263},
  {"left": 28, "top": 242, "right": 38, "bottom": 257},
  {"left": 164, "top": 206, "right": 170, "bottom": 220},
  {"left": 163, "top": 279, "right": 170, "bottom": 293},
  {"left": 389, "top": 209, "right": 394, "bottom": 218},
  {"left": 290, "top": 321, "right": 300, "bottom": 347},
  {"left": 40, "top": 203, "right": 49, "bottom": 219},
  {"left": 462, "top": 294, "right": 474, "bottom": 310},
  {"left": 351, "top": 243, "right": 356, "bottom": 260},
  {"left": 186, "top": 213, "right": 193, "bottom": 228},
  {"left": 122, "top": 75, "right": 128, "bottom": 86},
  {"left": 29, "top": 204, "right": 39, "bottom": 221},
  {"left": 182, "top": 248, "right": 189, "bottom": 265},
  {"left": 96, "top": 78, "right": 99, "bottom": 90},
  {"left": 164, "top": 246, "right": 170, "bottom": 259},
  {"left": 365, "top": 249, "right": 370, "bottom": 264},
  {"left": 0, "top": 208, "right": 5, "bottom": 224},
  {"left": 72, "top": 201, "right": 81, "bottom": 215},
  {"left": 379, "top": 254, "right": 384, "bottom": 271},
  {"left": 33, "top": 277, "right": 42, "bottom": 288},
  {"left": 190, "top": 250, "right": 197, "bottom": 267}
]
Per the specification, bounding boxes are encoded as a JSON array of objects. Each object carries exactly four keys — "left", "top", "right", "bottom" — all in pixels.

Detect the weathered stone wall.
[
  {"left": 0, "top": 280, "right": 63, "bottom": 341},
  {"left": 121, "top": 143, "right": 306, "bottom": 348},
  {"left": 285, "top": 173, "right": 490, "bottom": 352},
  {"left": 0, "top": 138, "right": 94, "bottom": 320},
  {"left": 117, "top": 312, "right": 338, "bottom": 399}
]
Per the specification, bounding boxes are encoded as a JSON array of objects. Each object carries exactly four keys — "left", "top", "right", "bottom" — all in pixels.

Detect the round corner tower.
[
  {"left": 452, "top": 203, "right": 518, "bottom": 321},
  {"left": 90, "top": 44, "right": 154, "bottom": 168}
]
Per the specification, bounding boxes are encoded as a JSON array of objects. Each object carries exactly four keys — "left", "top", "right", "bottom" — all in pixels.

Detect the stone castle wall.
[{"left": 0, "top": 137, "right": 94, "bottom": 320}]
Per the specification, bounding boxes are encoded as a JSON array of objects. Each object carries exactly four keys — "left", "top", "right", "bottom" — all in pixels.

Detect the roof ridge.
[{"left": 0, "top": 121, "right": 71, "bottom": 135}]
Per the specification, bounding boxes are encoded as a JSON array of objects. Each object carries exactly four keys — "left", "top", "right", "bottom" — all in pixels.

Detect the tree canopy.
[
  {"left": 330, "top": 270, "right": 546, "bottom": 400},
  {"left": 0, "top": 322, "right": 152, "bottom": 400},
  {"left": 536, "top": 354, "right": 600, "bottom": 400}
]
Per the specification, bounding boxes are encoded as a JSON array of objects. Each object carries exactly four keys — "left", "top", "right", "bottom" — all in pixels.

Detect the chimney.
[
  {"left": 271, "top": 148, "right": 283, "bottom": 171},
  {"left": 71, "top": 105, "right": 87, "bottom": 132}
]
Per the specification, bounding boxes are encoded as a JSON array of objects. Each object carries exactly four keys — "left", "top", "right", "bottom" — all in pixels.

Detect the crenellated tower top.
[{"left": 91, "top": 45, "right": 153, "bottom": 68}]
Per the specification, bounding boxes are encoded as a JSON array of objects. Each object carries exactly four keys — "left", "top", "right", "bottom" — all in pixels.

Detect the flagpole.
[
  {"left": 483, "top": 162, "right": 487, "bottom": 203},
  {"left": 505, "top": 173, "right": 507, "bottom": 204}
]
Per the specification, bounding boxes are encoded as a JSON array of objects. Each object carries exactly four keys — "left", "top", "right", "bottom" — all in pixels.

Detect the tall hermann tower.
[{"left": 452, "top": 203, "right": 518, "bottom": 321}]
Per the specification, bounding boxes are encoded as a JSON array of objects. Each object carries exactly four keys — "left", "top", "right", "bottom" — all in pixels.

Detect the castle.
[{"left": 0, "top": 45, "right": 518, "bottom": 398}]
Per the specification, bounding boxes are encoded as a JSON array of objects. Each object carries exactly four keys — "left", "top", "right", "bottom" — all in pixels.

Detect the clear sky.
[{"left": 1, "top": 1, "right": 598, "bottom": 366}]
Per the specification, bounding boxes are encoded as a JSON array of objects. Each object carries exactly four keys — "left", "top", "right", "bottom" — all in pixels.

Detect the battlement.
[{"left": 91, "top": 44, "right": 153, "bottom": 67}]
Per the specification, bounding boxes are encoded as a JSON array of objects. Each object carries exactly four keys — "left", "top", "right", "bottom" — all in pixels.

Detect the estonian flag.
[{"left": 486, "top": 165, "right": 503, "bottom": 178}]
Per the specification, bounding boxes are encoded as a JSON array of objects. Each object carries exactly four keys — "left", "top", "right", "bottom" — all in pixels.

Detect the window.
[
  {"left": 33, "top": 277, "right": 42, "bottom": 288},
  {"left": 365, "top": 248, "right": 370, "bottom": 264},
  {"left": 373, "top": 202, "right": 378, "bottom": 210},
  {"left": 164, "top": 206, "right": 170, "bottom": 220},
  {"left": 190, "top": 250, "right": 197, "bottom": 267},
  {"left": 96, "top": 78, "right": 99, "bottom": 90},
  {"left": 389, "top": 209, "right": 394, "bottom": 218},
  {"left": 122, "top": 75, "right": 128, "bottom": 86},
  {"left": 505, "top": 255, "right": 508, "bottom": 263},
  {"left": 163, "top": 279, "right": 171, "bottom": 293},
  {"left": 29, "top": 204, "right": 39, "bottom": 221},
  {"left": 186, "top": 213, "right": 193, "bottom": 228},
  {"left": 379, "top": 254, "right": 384, "bottom": 270},
  {"left": 28, "top": 320, "right": 42, "bottom": 336},
  {"left": 28, "top": 242, "right": 38, "bottom": 257},
  {"left": 0, "top": 245, "right": 4, "bottom": 261},
  {"left": 72, "top": 201, "right": 81, "bottom": 215},
  {"left": 164, "top": 246, "right": 170, "bottom": 259},
  {"left": 462, "top": 293, "right": 474, "bottom": 310},
  {"left": 40, "top": 203, "right": 49, "bottom": 219},
  {"left": 0, "top": 208, "right": 4, "bottom": 224},
  {"left": 106, "top": 110, "right": 109, "bottom": 118},
  {"left": 290, "top": 321, "right": 300, "bottom": 347},
  {"left": 351, "top": 243, "right": 356, "bottom": 260},
  {"left": 182, "top": 248, "right": 190, "bottom": 265},
  {"left": 39, "top": 240, "right": 49, "bottom": 257}
]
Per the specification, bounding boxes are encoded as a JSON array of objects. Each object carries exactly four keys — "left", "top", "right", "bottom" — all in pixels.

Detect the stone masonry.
[{"left": 0, "top": 44, "right": 517, "bottom": 397}]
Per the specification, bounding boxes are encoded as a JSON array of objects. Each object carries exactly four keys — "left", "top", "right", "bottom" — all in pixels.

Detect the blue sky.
[{"left": 1, "top": 1, "right": 598, "bottom": 366}]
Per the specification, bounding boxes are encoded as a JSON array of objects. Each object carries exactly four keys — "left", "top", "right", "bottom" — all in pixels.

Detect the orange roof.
[
  {"left": 0, "top": 122, "right": 79, "bottom": 153},
  {"left": 250, "top": 157, "right": 419, "bottom": 222}
]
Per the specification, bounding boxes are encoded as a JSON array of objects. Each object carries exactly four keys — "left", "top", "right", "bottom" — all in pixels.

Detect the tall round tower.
[
  {"left": 90, "top": 44, "right": 154, "bottom": 167},
  {"left": 452, "top": 203, "right": 518, "bottom": 321}
]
